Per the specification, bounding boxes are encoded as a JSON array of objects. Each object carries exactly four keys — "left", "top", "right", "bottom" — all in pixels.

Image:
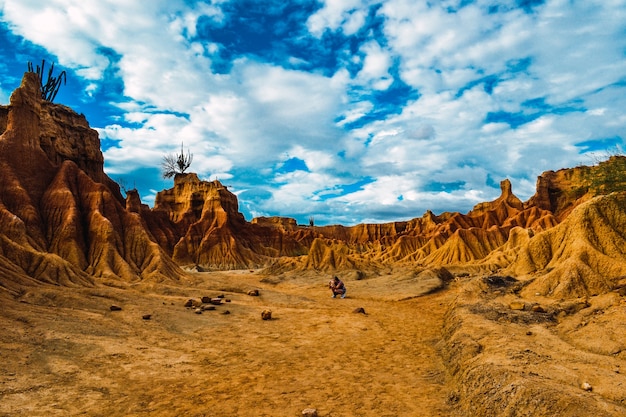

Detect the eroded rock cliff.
[
  {"left": 0, "top": 73, "right": 184, "bottom": 295},
  {"left": 1, "top": 72, "right": 626, "bottom": 300}
]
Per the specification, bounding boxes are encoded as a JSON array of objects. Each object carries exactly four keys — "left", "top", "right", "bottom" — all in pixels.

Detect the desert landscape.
[{"left": 2, "top": 72, "right": 626, "bottom": 416}]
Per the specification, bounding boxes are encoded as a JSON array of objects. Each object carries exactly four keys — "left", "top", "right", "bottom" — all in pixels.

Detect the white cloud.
[
  {"left": 2, "top": 0, "right": 626, "bottom": 225},
  {"left": 306, "top": 0, "right": 371, "bottom": 37},
  {"left": 356, "top": 40, "right": 393, "bottom": 90}
]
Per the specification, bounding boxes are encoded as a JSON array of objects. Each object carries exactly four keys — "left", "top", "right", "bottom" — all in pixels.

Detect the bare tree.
[{"left": 162, "top": 143, "right": 193, "bottom": 178}]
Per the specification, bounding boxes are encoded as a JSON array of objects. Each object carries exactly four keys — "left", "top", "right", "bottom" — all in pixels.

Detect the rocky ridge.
[
  {"left": 1, "top": 72, "right": 626, "bottom": 301},
  {"left": 0, "top": 73, "right": 184, "bottom": 297}
]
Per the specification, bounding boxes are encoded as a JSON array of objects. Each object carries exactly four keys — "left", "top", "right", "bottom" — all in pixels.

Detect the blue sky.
[{"left": 1, "top": 0, "right": 625, "bottom": 226}]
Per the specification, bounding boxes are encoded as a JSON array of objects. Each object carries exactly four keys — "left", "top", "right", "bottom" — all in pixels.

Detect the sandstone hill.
[
  {"left": 1, "top": 72, "right": 626, "bottom": 301},
  {"left": 0, "top": 73, "right": 184, "bottom": 298}
]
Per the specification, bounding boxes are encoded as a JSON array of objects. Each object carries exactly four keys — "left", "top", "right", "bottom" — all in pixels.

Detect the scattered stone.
[
  {"left": 581, "top": 382, "right": 593, "bottom": 391},
  {"left": 526, "top": 331, "right": 533, "bottom": 336},
  {"left": 217, "top": 294, "right": 225, "bottom": 298},
  {"left": 485, "top": 275, "right": 518, "bottom": 288},
  {"left": 353, "top": 307, "right": 367, "bottom": 314},
  {"left": 261, "top": 309, "right": 272, "bottom": 320},
  {"left": 201, "top": 296, "right": 212, "bottom": 303},
  {"left": 185, "top": 299, "right": 202, "bottom": 308},
  {"left": 222, "top": 310, "right": 231, "bottom": 315},
  {"left": 225, "top": 299, "right": 231, "bottom": 303},
  {"left": 302, "top": 408, "right": 318, "bottom": 417},
  {"left": 531, "top": 305, "right": 545, "bottom": 313},
  {"left": 142, "top": 314, "right": 152, "bottom": 320},
  {"left": 209, "top": 298, "right": 223, "bottom": 305},
  {"left": 194, "top": 308, "right": 203, "bottom": 314},
  {"left": 201, "top": 305, "right": 216, "bottom": 311},
  {"left": 248, "top": 289, "right": 260, "bottom": 296},
  {"left": 109, "top": 305, "right": 122, "bottom": 311},
  {"left": 509, "top": 301, "right": 526, "bottom": 311}
]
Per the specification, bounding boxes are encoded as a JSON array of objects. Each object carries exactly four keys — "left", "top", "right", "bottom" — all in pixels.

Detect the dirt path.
[{"left": 0, "top": 271, "right": 458, "bottom": 416}]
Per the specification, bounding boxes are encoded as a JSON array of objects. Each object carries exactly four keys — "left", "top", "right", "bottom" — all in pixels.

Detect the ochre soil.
[
  {"left": 3, "top": 270, "right": 626, "bottom": 416},
  {"left": 0, "top": 270, "right": 459, "bottom": 417}
]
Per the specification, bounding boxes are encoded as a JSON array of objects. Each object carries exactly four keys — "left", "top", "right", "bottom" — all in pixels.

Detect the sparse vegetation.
[
  {"left": 114, "top": 177, "right": 137, "bottom": 196},
  {"left": 161, "top": 143, "right": 193, "bottom": 178},
  {"left": 586, "top": 154, "right": 626, "bottom": 194},
  {"left": 27, "top": 59, "right": 66, "bottom": 103}
]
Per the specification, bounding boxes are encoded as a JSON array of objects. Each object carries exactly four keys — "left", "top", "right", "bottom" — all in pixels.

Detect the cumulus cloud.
[{"left": 1, "top": 0, "right": 625, "bottom": 224}]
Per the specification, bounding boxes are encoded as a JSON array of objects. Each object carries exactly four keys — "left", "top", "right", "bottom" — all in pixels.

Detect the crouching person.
[{"left": 329, "top": 276, "right": 347, "bottom": 299}]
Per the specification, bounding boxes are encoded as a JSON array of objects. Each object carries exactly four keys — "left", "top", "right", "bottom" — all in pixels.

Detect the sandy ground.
[{"left": 0, "top": 270, "right": 459, "bottom": 417}]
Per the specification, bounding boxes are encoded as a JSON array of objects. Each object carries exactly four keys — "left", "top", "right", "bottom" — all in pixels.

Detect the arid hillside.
[
  {"left": 1, "top": 72, "right": 626, "bottom": 416},
  {"left": 2, "top": 72, "right": 626, "bottom": 289}
]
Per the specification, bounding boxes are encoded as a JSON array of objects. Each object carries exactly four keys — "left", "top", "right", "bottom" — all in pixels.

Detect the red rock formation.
[
  {"left": 1, "top": 72, "right": 625, "bottom": 299},
  {"left": 510, "top": 192, "right": 626, "bottom": 298},
  {"left": 137, "top": 173, "right": 309, "bottom": 269},
  {"left": 527, "top": 156, "right": 626, "bottom": 220},
  {"left": 0, "top": 73, "right": 184, "bottom": 294}
]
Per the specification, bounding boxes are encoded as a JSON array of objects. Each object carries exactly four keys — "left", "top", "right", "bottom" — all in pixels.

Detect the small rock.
[
  {"left": 302, "top": 408, "right": 318, "bottom": 417},
  {"left": 194, "top": 308, "right": 202, "bottom": 314},
  {"left": 209, "top": 298, "right": 223, "bottom": 305},
  {"left": 184, "top": 299, "right": 200, "bottom": 308},
  {"left": 248, "top": 289, "right": 260, "bottom": 296},
  {"left": 201, "top": 296, "right": 211, "bottom": 303},
  {"left": 531, "top": 304, "right": 545, "bottom": 313},
  {"left": 109, "top": 305, "right": 122, "bottom": 311},
  {"left": 581, "top": 382, "right": 593, "bottom": 391},
  {"left": 142, "top": 314, "right": 152, "bottom": 320},
  {"left": 353, "top": 307, "right": 367, "bottom": 314},
  {"left": 225, "top": 299, "right": 231, "bottom": 303},
  {"left": 526, "top": 331, "right": 533, "bottom": 336},
  {"left": 222, "top": 310, "right": 231, "bottom": 315},
  {"left": 201, "top": 305, "right": 216, "bottom": 311},
  {"left": 261, "top": 309, "right": 272, "bottom": 320},
  {"left": 509, "top": 301, "right": 526, "bottom": 311}
]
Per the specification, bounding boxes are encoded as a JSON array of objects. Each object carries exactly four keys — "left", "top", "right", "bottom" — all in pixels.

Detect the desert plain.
[
  {"left": 2, "top": 266, "right": 626, "bottom": 417},
  {"left": 1, "top": 268, "right": 458, "bottom": 416}
]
